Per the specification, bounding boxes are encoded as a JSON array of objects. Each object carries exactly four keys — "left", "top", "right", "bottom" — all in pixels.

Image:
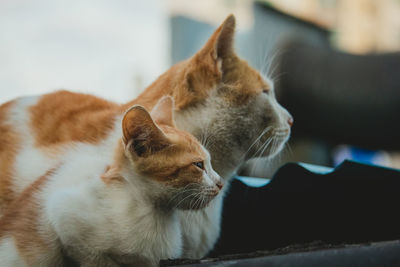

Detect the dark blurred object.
[
  {"left": 276, "top": 40, "right": 400, "bottom": 151},
  {"left": 213, "top": 161, "right": 400, "bottom": 255},
  {"left": 163, "top": 240, "right": 400, "bottom": 267},
  {"left": 161, "top": 161, "right": 400, "bottom": 266},
  {"left": 249, "top": 2, "right": 330, "bottom": 66}
]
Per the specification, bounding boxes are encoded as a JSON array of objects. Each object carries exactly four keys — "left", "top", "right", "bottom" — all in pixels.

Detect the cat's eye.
[
  {"left": 193, "top": 161, "right": 204, "bottom": 170},
  {"left": 262, "top": 89, "right": 270, "bottom": 94}
]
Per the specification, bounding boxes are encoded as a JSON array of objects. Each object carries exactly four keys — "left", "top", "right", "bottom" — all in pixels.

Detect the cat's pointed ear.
[
  {"left": 122, "top": 106, "right": 170, "bottom": 157},
  {"left": 150, "top": 96, "right": 175, "bottom": 127},
  {"left": 174, "top": 15, "right": 236, "bottom": 110},
  {"left": 198, "top": 14, "right": 236, "bottom": 62}
]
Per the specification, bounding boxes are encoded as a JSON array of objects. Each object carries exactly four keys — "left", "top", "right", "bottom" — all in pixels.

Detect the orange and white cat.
[
  {"left": 0, "top": 97, "right": 222, "bottom": 266},
  {"left": 0, "top": 15, "right": 292, "bottom": 258}
]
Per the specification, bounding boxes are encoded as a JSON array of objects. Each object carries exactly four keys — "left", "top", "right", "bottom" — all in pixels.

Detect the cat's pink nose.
[
  {"left": 287, "top": 117, "right": 294, "bottom": 127},
  {"left": 216, "top": 180, "right": 224, "bottom": 190}
]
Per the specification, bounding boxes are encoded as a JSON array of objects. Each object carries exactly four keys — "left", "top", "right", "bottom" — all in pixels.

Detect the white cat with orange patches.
[
  {"left": 0, "top": 97, "right": 222, "bottom": 267},
  {"left": 0, "top": 15, "right": 293, "bottom": 259}
]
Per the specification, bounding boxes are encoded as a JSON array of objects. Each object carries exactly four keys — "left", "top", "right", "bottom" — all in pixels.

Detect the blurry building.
[{"left": 265, "top": 0, "right": 400, "bottom": 53}]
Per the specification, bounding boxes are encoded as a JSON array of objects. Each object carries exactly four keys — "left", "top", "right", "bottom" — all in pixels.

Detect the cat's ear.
[
  {"left": 198, "top": 14, "right": 236, "bottom": 63},
  {"left": 122, "top": 106, "right": 170, "bottom": 157},
  {"left": 174, "top": 15, "right": 236, "bottom": 109},
  {"left": 150, "top": 96, "right": 175, "bottom": 127}
]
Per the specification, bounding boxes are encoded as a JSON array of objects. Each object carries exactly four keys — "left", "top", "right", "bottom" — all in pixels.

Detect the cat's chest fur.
[
  {"left": 178, "top": 191, "right": 224, "bottom": 258},
  {"left": 44, "top": 150, "right": 183, "bottom": 264},
  {"left": 101, "top": 189, "right": 183, "bottom": 259}
]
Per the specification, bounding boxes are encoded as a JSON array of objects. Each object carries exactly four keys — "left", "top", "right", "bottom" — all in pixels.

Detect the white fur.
[
  {"left": 7, "top": 96, "right": 57, "bottom": 195},
  {"left": 0, "top": 237, "right": 27, "bottom": 267}
]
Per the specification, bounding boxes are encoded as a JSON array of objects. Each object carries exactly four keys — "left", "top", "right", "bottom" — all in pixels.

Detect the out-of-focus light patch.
[
  {"left": 168, "top": 0, "right": 254, "bottom": 31},
  {"left": 235, "top": 176, "right": 271, "bottom": 188},
  {"left": 298, "top": 162, "right": 333, "bottom": 174},
  {"left": 332, "top": 145, "right": 392, "bottom": 167},
  {"left": 235, "top": 163, "right": 333, "bottom": 188}
]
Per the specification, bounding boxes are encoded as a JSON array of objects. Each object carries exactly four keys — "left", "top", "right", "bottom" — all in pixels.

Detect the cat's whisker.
[
  {"left": 167, "top": 188, "right": 198, "bottom": 208},
  {"left": 261, "top": 44, "right": 278, "bottom": 76},
  {"left": 261, "top": 49, "right": 269, "bottom": 76},
  {"left": 264, "top": 48, "right": 284, "bottom": 80},
  {"left": 250, "top": 137, "right": 274, "bottom": 175},
  {"left": 201, "top": 125, "right": 219, "bottom": 150},
  {"left": 260, "top": 137, "right": 274, "bottom": 159},
  {"left": 187, "top": 194, "right": 201, "bottom": 210},
  {"left": 200, "top": 194, "right": 208, "bottom": 210},
  {"left": 285, "top": 142, "right": 293, "bottom": 156},
  {"left": 255, "top": 138, "right": 273, "bottom": 171},
  {"left": 239, "top": 126, "right": 272, "bottom": 163},
  {"left": 271, "top": 71, "right": 287, "bottom": 85},
  {"left": 173, "top": 188, "right": 202, "bottom": 210},
  {"left": 193, "top": 192, "right": 206, "bottom": 210},
  {"left": 251, "top": 134, "right": 273, "bottom": 160},
  {"left": 191, "top": 192, "right": 203, "bottom": 210},
  {"left": 268, "top": 136, "right": 278, "bottom": 153},
  {"left": 255, "top": 135, "right": 280, "bottom": 171},
  {"left": 173, "top": 193, "right": 194, "bottom": 210},
  {"left": 166, "top": 184, "right": 199, "bottom": 207},
  {"left": 188, "top": 193, "right": 196, "bottom": 210},
  {"left": 261, "top": 49, "right": 275, "bottom": 79},
  {"left": 252, "top": 137, "right": 280, "bottom": 176}
]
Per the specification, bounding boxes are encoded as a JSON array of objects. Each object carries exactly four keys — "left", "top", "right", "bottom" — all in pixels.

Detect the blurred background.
[{"left": 1, "top": 0, "right": 399, "bottom": 175}]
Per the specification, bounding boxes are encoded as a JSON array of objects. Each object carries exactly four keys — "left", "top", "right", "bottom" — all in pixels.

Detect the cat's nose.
[
  {"left": 287, "top": 117, "right": 294, "bottom": 127},
  {"left": 216, "top": 180, "right": 224, "bottom": 190}
]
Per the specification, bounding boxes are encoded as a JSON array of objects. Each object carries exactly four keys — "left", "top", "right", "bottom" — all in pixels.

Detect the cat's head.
[
  {"left": 121, "top": 96, "right": 222, "bottom": 210},
  {"left": 167, "top": 15, "right": 293, "bottom": 176}
]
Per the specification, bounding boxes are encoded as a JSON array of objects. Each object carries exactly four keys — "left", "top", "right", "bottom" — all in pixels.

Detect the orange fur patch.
[
  {"left": 0, "top": 168, "right": 57, "bottom": 263},
  {"left": 0, "top": 100, "right": 19, "bottom": 212},
  {"left": 133, "top": 124, "right": 206, "bottom": 188},
  {"left": 219, "top": 56, "right": 269, "bottom": 105},
  {"left": 30, "top": 90, "right": 119, "bottom": 147}
]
